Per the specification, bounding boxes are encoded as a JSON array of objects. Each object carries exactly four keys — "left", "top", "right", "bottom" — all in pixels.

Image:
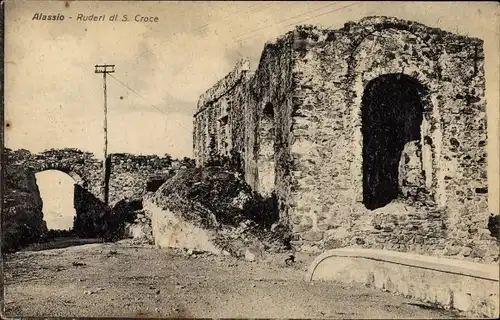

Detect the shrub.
[{"left": 488, "top": 214, "right": 500, "bottom": 241}]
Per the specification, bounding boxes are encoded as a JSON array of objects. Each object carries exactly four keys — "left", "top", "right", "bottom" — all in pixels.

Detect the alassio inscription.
[{"left": 32, "top": 13, "right": 65, "bottom": 21}]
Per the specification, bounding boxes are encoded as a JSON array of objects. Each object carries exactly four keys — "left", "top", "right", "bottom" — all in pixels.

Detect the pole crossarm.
[{"left": 94, "top": 64, "right": 115, "bottom": 74}]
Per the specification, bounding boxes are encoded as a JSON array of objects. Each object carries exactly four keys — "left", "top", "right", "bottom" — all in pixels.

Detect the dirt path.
[{"left": 3, "top": 242, "right": 463, "bottom": 318}]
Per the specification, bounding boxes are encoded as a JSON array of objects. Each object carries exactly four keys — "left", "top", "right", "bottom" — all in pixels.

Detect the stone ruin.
[
  {"left": 193, "top": 16, "right": 498, "bottom": 263},
  {"left": 2, "top": 148, "right": 181, "bottom": 251}
]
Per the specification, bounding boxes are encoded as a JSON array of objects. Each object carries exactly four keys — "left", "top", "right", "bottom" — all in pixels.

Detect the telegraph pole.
[{"left": 94, "top": 64, "right": 115, "bottom": 205}]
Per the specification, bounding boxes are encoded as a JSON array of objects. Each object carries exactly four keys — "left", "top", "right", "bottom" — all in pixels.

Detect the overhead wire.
[
  {"left": 232, "top": 2, "right": 339, "bottom": 40},
  {"left": 192, "top": 2, "right": 280, "bottom": 37},
  {"left": 283, "top": 2, "right": 360, "bottom": 28},
  {"left": 134, "top": 4, "right": 263, "bottom": 61},
  {"left": 107, "top": 73, "right": 193, "bottom": 140},
  {"left": 235, "top": 2, "right": 362, "bottom": 43},
  {"left": 190, "top": 3, "right": 260, "bottom": 36},
  {"left": 137, "top": 2, "right": 360, "bottom": 60},
  {"left": 136, "top": 2, "right": 305, "bottom": 62},
  {"left": 110, "top": 2, "right": 363, "bottom": 144}
]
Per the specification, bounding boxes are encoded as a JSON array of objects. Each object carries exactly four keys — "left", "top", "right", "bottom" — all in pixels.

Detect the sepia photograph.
[{"left": 1, "top": 1, "right": 499, "bottom": 318}]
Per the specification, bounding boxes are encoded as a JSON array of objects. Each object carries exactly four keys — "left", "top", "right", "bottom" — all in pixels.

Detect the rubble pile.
[{"left": 145, "top": 166, "right": 291, "bottom": 260}]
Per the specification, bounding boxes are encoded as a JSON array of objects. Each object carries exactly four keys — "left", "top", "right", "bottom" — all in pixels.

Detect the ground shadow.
[{"left": 73, "top": 185, "right": 139, "bottom": 241}]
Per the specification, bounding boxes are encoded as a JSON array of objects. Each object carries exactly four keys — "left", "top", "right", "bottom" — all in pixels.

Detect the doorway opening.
[
  {"left": 35, "top": 170, "right": 78, "bottom": 232},
  {"left": 361, "top": 74, "right": 426, "bottom": 209}
]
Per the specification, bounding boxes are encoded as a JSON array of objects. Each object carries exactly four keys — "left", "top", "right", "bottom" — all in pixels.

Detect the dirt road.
[{"left": 3, "top": 241, "right": 463, "bottom": 318}]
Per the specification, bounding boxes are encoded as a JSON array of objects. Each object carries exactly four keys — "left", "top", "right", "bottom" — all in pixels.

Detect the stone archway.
[
  {"left": 361, "top": 73, "right": 426, "bottom": 209},
  {"left": 21, "top": 150, "right": 109, "bottom": 238}
]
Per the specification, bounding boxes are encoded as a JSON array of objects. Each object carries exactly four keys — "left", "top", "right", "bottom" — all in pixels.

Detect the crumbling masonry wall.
[
  {"left": 3, "top": 164, "right": 47, "bottom": 252},
  {"left": 4, "top": 148, "right": 178, "bottom": 236},
  {"left": 193, "top": 16, "right": 497, "bottom": 263},
  {"left": 193, "top": 59, "right": 253, "bottom": 172},
  {"left": 6, "top": 148, "right": 104, "bottom": 200},
  {"left": 6, "top": 148, "right": 178, "bottom": 205},
  {"left": 108, "top": 153, "right": 177, "bottom": 206},
  {"left": 193, "top": 37, "right": 296, "bottom": 221},
  {"left": 287, "top": 17, "right": 495, "bottom": 262}
]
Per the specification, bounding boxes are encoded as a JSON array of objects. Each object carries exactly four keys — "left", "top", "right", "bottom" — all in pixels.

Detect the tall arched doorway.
[
  {"left": 35, "top": 170, "right": 79, "bottom": 231},
  {"left": 257, "top": 102, "right": 276, "bottom": 196},
  {"left": 361, "top": 74, "right": 426, "bottom": 210}
]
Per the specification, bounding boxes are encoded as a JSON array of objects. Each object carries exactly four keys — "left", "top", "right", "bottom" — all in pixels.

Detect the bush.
[
  {"left": 488, "top": 214, "right": 500, "bottom": 241},
  {"left": 180, "top": 157, "right": 196, "bottom": 168},
  {"left": 153, "top": 165, "right": 279, "bottom": 229}
]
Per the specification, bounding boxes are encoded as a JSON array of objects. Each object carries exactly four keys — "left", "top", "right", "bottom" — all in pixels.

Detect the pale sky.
[
  {"left": 36, "top": 170, "right": 76, "bottom": 230},
  {"left": 5, "top": 1, "right": 500, "bottom": 211}
]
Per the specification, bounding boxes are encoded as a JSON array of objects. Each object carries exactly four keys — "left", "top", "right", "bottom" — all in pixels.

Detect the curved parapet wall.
[{"left": 307, "top": 248, "right": 499, "bottom": 318}]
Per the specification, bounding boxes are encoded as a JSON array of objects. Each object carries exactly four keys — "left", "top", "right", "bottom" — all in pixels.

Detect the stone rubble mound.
[{"left": 144, "top": 166, "right": 291, "bottom": 261}]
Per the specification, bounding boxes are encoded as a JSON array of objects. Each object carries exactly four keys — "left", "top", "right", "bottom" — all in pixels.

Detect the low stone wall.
[
  {"left": 307, "top": 248, "right": 499, "bottom": 318},
  {"left": 108, "top": 153, "right": 177, "bottom": 206}
]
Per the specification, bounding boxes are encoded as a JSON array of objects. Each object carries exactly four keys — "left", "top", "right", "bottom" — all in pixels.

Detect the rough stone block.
[{"left": 302, "top": 230, "right": 324, "bottom": 242}]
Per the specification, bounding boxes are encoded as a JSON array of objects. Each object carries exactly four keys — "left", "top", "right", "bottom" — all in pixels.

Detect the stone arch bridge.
[{"left": 5, "top": 148, "right": 177, "bottom": 237}]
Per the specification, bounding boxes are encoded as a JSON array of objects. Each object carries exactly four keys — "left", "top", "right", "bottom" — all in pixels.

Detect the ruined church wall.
[
  {"left": 285, "top": 27, "right": 352, "bottom": 246},
  {"left": 192, "top": 17, "right": 496, "bottom": 263},
  {"left": 285, "top": 17, "right": 496, "bottom": 262},
  {"left": 248, "top": 34, "right": 295, "bottom": 216},
  {"left": 347, "top": 19, "right": 493, "bottom": 262},
  {"left": 193, "top": 59, "right": 253, "bottom": 169},
  {"left": 192, "top": 47, "right": 297, "bottom": 208},
  {"left": 108, "top": 154, "right": 177, "bottom": 206},
  {"left": 435, "top": 38, "right": 489, "bottom": 246}
]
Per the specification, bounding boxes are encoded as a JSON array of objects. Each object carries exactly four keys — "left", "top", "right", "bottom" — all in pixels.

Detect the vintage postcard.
[{"left": 1, "top": 1, "right": 499, "bottom": 318}]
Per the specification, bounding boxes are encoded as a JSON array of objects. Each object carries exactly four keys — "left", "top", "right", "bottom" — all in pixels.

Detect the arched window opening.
[
  {"left": 258, "top": 102, "right": 276, "bottom": 196},
  {"left": 361, "top": 74, "right": 426, "bottom": 209},
  {"left": 263, "top": 102, "right": 274, "bottom": 119}
]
